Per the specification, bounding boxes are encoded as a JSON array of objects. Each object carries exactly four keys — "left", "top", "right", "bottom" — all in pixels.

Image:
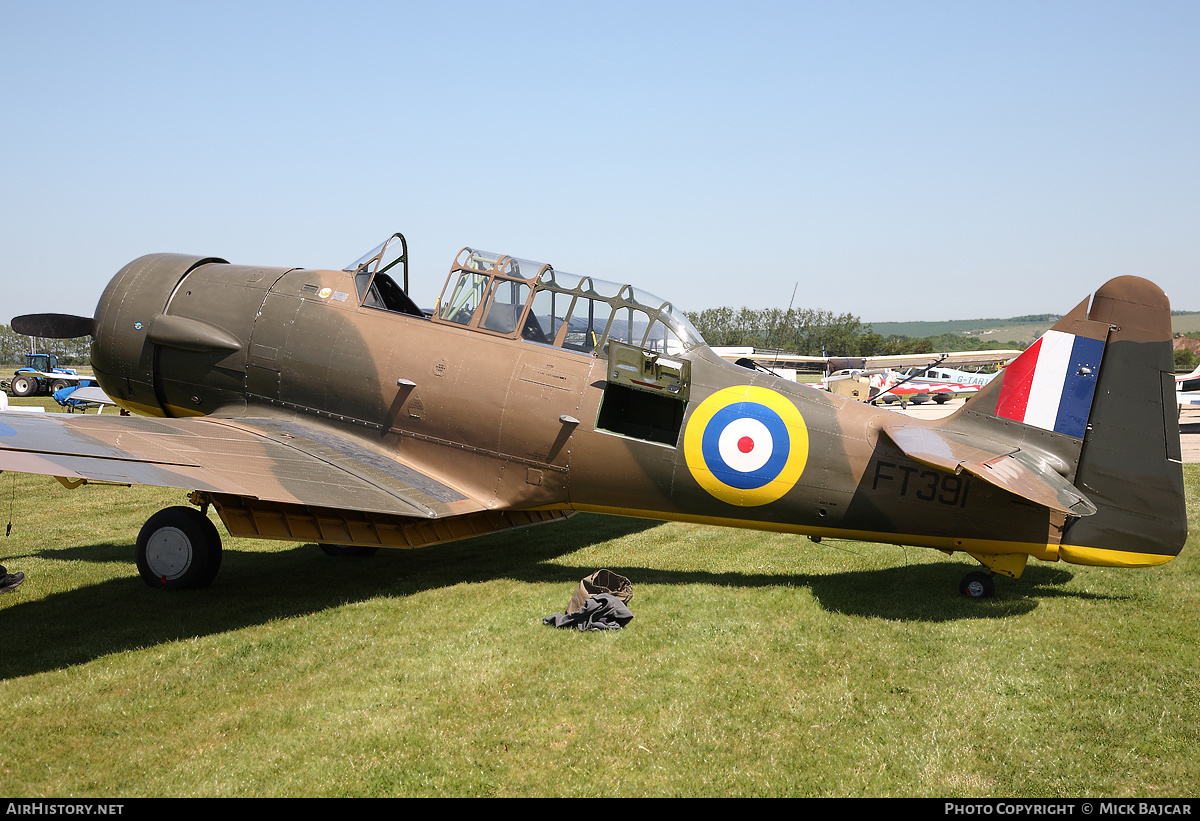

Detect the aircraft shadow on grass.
[{"left": 0, "top": 513, "right": 1111, "bottom": 680}]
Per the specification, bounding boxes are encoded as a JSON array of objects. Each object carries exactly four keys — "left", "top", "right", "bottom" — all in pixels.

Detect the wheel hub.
[{"left": 144, "top": 526, "right": 193, "bottom": 580}]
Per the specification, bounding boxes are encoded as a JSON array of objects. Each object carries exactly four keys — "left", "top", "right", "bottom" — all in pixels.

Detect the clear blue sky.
[{"left": 2, "top": 1, "right": 1197, "bottom": 326}]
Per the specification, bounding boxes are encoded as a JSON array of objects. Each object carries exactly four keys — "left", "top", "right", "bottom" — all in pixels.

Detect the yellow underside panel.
[
  {"left": 1058, "top": 543, "right": 1177, "bottom": 568},
  {"left": 567, "top": 504, "right": 1176, "bottom": 569},
  {"left": 114, "top": 398, "right": 164, "bottom": 417}
]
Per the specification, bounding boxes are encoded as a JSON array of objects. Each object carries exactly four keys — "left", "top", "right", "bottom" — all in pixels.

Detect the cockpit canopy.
[
  {"left": 435, "top": 246, "right": 705, "bottom": 355},
  {"left": 342, "top": 234, "right": 706, "bottom": 354},
  {"left": 342, "top": 233, "right": 424, "bottom": 318}
]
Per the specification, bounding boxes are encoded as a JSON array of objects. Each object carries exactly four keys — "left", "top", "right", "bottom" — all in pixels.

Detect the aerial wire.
[{"left": 5, "top": 471, "right": 13, "bottom": 536}]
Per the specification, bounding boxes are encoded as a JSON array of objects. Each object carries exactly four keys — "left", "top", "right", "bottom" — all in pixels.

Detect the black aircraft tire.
[
  {"left": 320, "top": 544, "right": 380, "bottom": 557},
  {"left": 959, "top": 571, "right": 996, "bottom": 599},
  {"left": 195, "top": 513, "right": 224, "bottom": 586},
  {"left": 10, "top": 376, "right": 37, "bottom": 397},
  {"left": 136, "top": 506, "right": 221, "bottom": 590}
]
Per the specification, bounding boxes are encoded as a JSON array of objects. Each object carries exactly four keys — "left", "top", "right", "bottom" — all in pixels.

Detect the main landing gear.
[
  {"left": 959, "top": 570, "right": 996, "bottom": 599},
  {"left": 132, "top": 500, "right": 382, "bottom": 589},
  {"left": 135, "top": 506, "right": 223, "bottom": 590}
]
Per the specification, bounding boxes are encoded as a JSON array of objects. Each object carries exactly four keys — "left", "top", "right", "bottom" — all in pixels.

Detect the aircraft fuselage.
[
  {"left": 5, "top": 236, "right": 1185, "bottom": 594},
  {"left": 87, "top": 251, "right": 1071, "bottom": 568}
]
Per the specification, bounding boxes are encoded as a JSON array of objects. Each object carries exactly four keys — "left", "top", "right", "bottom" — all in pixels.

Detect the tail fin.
[{"left": 961, "top": 276, "right": 1186, "bottom": 566}]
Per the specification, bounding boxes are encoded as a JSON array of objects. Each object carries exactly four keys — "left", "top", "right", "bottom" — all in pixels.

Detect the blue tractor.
[{"left": 5, "top": 353, "right": 83, "bottom": 397}]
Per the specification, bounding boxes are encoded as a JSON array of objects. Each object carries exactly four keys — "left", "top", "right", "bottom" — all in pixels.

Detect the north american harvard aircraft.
[{"left": 0, "top": 233, "right": 1187, "bottom": 598}]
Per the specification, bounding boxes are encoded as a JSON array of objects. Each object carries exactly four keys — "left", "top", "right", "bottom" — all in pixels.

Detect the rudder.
[
  {"left": 955, "top": 276, "right": 1186, "bottom": 567},
  {"left": 1060, "top": 276, "right": 1186, "bottom": 566}
]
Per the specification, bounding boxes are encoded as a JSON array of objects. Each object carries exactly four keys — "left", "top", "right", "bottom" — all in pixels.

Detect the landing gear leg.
[{"left": 959, "top": 570, "right": 996, "bottom": 599}]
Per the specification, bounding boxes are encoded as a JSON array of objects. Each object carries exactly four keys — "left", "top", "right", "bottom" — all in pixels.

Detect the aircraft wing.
[
  {"left": 713, "top": 348, "right": 1023, "bottom": 371},
  {"left": 0, "top": 412, "right": 486, "bottom": 519},
  {"left": 864, "top": 351, "right": 1021, "bottom": 369}
]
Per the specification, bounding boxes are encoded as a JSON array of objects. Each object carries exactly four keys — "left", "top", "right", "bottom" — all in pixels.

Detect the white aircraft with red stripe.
[
  {"left": 869, "top": 370, "right": 984, "bottom": 406},
  {"left": 1171, "top": 364, "right": 1200, "bottom": 393}
]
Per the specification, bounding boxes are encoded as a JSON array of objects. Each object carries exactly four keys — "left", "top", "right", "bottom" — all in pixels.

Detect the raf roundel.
[{"left": 683, "top": 385, "right": 809, "bottom": 506}]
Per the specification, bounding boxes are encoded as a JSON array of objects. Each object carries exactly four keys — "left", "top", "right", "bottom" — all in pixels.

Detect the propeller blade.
[{"left": 10, "top": 313, "right": 96, "bottom": 339}]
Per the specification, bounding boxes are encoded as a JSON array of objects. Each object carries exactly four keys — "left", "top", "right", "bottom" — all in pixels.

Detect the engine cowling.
[{"left": 91, "top": 253, "right": 294, "bottom": 417}]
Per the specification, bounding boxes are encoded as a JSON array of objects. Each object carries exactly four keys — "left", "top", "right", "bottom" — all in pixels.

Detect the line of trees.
[
  {"left": 685, "top": 306, "right": 1026, "bottom": 358},
  {"left": 0, "top": 325, "right": 92, "bottom": 366},
  {"left": 4, "top": 316, "right": 1194, "bottom": 374}
]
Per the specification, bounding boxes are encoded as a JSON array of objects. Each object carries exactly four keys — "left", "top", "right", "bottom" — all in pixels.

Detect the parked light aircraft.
[
  {"left": 712, "top": 347, "right": 1020, "bottom": 406},
  {"left": 0, "top": 233, "right": 1186, "bottom": 598},
  {"left": 1176, "top": 363, "right": 1200, "bottom": 393},
  {"left": 869, "top": 371, "right": 981, "bottom": 406},
  {"left": 1175, "top": 363, "right": 1200, "bottom": 407},
  {"left": 870, "top": 363, "right": 1005, "bottom": 406},
  {"left": 818, "top": 355, "right": 1014, "bottom": 406},
  {"left": 894, "top": 364, "right": 1002, "bottom": 388},
  {"left": 816, "top": 368, "right": 975, "bottom": 405}
]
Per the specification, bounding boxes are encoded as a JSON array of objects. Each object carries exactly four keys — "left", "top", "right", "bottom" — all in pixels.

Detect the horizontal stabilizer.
[{"left": 882, "top": 423, "right": 1096, "bottom": 517}]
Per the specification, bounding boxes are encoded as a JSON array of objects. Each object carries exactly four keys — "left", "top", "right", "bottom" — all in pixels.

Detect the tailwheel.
[
  {"left": 959, "top": 570, "right": 996, "bottom": 599},
  {"left": 136, "top": 506, "right": 223, "bottom": 590}
]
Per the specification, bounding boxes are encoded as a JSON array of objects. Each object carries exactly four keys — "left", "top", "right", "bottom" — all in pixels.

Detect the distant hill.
[
  {"left": 1171, "top": 312, "right": 1200, "bottom": 334},
  {"left": 871, "top": 311, "right": 1200, "bottom": 346},
  {"left": 868, "top": 317, "right": 1059, "bottom": 346}
]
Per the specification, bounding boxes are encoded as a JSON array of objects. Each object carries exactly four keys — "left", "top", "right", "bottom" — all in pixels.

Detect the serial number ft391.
[{"left": 871, "top": 460, "right": 971, "bottom": 507}]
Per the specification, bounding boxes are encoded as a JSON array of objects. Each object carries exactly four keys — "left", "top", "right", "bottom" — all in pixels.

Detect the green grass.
[{"left": 0, "top": 416, "right": 1197, "bottom": 796}]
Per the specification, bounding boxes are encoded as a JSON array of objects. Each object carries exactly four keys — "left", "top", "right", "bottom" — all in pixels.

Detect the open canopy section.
[
  {"left": 435, "top": 246, "right": 706, "bottom": 356},
  {"left": 342, "top": 232, "right": 424, "bottom": 318}
]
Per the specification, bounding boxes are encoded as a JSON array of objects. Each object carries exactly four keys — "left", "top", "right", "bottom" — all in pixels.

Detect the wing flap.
[{"left": 0, "top": 411, "right": 484, "bottom": 519}]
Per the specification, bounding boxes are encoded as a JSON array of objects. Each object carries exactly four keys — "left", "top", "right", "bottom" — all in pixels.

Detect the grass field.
[{"left": 0, "top": 409, "right": 1197, "bottom": 797}]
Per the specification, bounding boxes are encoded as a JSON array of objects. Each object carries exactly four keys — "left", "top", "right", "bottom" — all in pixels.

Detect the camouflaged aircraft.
[{"left": 0, "top": 232, "right": 1187, "bottom": 598}]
